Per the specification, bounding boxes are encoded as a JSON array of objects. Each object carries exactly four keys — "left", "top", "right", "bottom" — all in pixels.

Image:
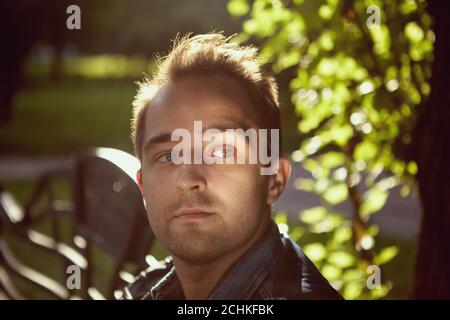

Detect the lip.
[{"left": 174, "top": 208, "right": 214, "bottom": 219}]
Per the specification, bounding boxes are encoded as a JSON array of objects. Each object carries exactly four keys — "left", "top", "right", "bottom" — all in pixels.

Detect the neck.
[{"left": 173, "top": 215, "right": 271, "bottom": 300}]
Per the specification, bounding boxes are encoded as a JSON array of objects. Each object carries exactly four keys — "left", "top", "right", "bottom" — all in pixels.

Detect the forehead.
[{"left": 144, "top": 74, "right": 257, "bottom": 136}]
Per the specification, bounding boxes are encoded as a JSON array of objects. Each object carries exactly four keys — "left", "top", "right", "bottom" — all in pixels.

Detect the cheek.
[
  {"left": 233, "top": 165, "right": 268, "bottom": 192},
  {"left": 211, "top": 166, "right": 269, "bottom": 211},
  {"left": 142, "top": 165, "right": 170, "bottom": 192},
  {"left": 141, "top": 170, "right": 174, "bottom": 215}
]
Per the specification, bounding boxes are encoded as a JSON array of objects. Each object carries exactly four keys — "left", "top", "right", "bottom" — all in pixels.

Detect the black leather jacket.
[{"left": 121, "top": 220, "right": 343, "bottom": 300}]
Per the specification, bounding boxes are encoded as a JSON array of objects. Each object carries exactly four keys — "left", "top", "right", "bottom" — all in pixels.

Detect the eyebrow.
[
  {"left": 143, "top": 133, "right": 174, "bottom": 155},
  {"left": 142, "top": 119, "right": 255, "bottom": 154}
]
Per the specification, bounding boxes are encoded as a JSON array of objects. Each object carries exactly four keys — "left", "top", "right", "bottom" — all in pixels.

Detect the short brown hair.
[{"left": 131, "top": 33, "right": 281, "bottom": 161}]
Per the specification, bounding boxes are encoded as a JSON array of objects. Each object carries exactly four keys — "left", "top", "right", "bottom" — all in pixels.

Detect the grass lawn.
[{"left": 0, "top": 79, "right": 137, "bottom": 156}]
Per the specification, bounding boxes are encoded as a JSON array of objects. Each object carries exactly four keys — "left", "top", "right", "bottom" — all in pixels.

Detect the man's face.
[{"left": 139, "top": 75, "right": 274, "bottom": 264}]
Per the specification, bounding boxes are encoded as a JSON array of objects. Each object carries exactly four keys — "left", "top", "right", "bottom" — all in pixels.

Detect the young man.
[{"left": 121, "top": 33, "right": 342, "bottom": 300}]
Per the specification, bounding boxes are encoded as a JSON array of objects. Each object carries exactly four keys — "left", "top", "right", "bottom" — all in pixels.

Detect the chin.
[
  {"left": 169, "top": 236, "right": 230, "bottom": 263},
  {"left": 173, "top": 247, "right": 222, "bottom": 264}
]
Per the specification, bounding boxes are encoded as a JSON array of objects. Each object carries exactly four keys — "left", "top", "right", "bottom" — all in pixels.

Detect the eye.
[
  {"left": 156, "top": 152, "right": 172, "bottom": 163},
  {"left": 212, "top": 145, "right": 235, "bottom": 158}
]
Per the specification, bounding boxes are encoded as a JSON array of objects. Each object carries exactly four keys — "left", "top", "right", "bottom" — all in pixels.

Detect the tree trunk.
[{"left": 412, "top": 0, "right": 450, "bottom": 299}]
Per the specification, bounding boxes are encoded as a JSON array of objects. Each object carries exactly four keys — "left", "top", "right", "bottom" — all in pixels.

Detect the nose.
[{"left": 176, "top": 164, "right": 207, "bottom": 192}]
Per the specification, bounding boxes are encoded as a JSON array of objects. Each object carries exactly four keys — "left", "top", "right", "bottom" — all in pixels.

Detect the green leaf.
[
  {"left": 318, "top": 5, "right": 333, "bottom": 20},
  {"left": 317, "top": 58, "right": 336, "bottom": 77},
  {"left": 332, "top": 225, "right": 352, "bottom": 244},
  {"left": 374, "top": 246, "right": 398, "bottom": 265},
  {"left": 400, "top": 0, "right": 417, "bottom": 14},
  {"left": 299, "top": 206, "right": 327, "bottom": 224},
  {"left": 289, "top": 226, "right": 305, "bottom": 242},
  {"left": 303, "top": 243, "right": 327, "bottom": 262},
  {"left": 276, "top": 49, "right": 301, "bottom": 70},
  {"left": 367, "top": 224, "right": 379, "bottom": 237},
  {"left": 370, "top": 282, "right": 392, "bottom": 299},
  {"left": 330, "top": 124, "right": 353, "bottom": 147},
  {"left": 274, "top": 211, "right": 288, "bottom": 225},
  {"left": 312, "top": 213, "right": 343, "bottom": 233},
  {"left": 321, "top": 264, "right": 342, "bottom": 281},
  {"left": 405, "top": 21, "right": 424, "bottom": 43},
  {"left": 328, "top": 251, "right": 355, "bottom": 268},
  {"left": 360, "top": 187, "right": 389, "bottom": 217},
  {"left": 318, "top": 151, "right": 346, "bottom": 168},
  {"left": 227, "top": 0, "right": 250, "bottom": 16},
  {"left": 407, "top": 161, "right": 418, "bottom": 175},
  {"left": 294, "top": 178, "right": 315, "bottom": 192},
  {"left": 400, "top": 185, "right": 411, "bottom": 197},
  {"left": 318, "top": 31, "right": 334, "bottom": 51},
  {"left": 342, "top": 268, "right": 364, "bottom": 281},
  {"left": 302, "top": 158, "right": 328, "bottom": 178},
  {"left": 243, "top": 19, "right": 258, "bottom": 34},
  {"left": 343, "top": 280, "right": 364, "bottom": 300},
  {"left": 354, "top": 140, "right": 378, "bottom": 161},
  {"left": 322, "top": 183, "right": 348, "bottom": 205},
  {"left": 369, "top": 24, "right": 391, "bottom": 58}
]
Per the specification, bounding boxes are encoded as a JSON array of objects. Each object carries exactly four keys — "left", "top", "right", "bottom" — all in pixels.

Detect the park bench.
[{"left": 0, "top": 148, "right": 155, "bottom": 299}]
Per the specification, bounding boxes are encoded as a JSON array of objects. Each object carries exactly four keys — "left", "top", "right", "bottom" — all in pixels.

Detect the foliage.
[{"left": 229, "top": 0, "right": 433, "bottom": 299}]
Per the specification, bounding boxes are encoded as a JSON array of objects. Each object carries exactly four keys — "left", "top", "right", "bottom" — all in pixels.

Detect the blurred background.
[{"left": 0, "top": 0, "right": 449, "bottom": 300}]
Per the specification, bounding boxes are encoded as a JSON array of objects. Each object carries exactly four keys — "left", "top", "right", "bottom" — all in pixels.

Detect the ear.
[
  {"left": 267, "top": 156, "right": 291, "bottom": 205},
  {"left": 136, "top": 169, "right": 143, "bottom": 193}
]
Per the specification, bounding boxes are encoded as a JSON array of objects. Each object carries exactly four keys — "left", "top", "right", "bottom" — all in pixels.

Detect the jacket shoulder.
[
  {"left": 264, "top": 236, "right": 343, "bottom": 300},
  {"left": 120, "top": 257, "right": 172, "bottom": 300}
]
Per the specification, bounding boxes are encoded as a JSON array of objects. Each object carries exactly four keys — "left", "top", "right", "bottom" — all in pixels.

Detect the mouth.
[{"left": 174, "top": 208, "right": 215, "bottom": 220}]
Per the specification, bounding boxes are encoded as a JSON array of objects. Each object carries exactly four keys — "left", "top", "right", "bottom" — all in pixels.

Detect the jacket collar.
[{"left": 149, "top": 220, "right": 282, "bottom": 300}]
